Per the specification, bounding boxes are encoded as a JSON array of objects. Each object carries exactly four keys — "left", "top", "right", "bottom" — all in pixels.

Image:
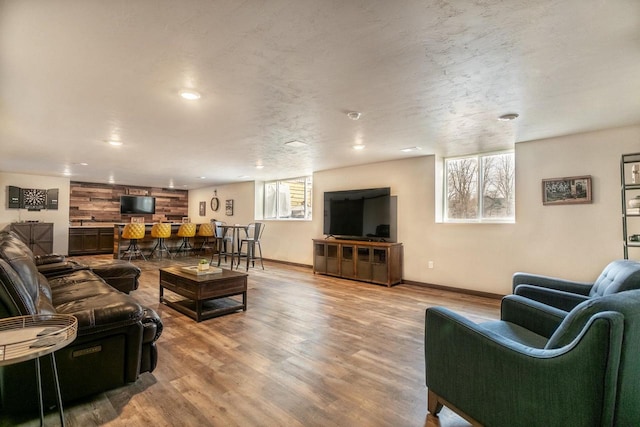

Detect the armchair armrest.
[
  {"left": 500, "top": 295, "right": 568, "bottom": 338},
  {"left": 514, "top": 284, "right": 590, "bottom": 311},
  {"left": 425, "top": 306, "right": 622, "bottom": 427},
  {"left": 512, "top": 272, "right": 592, "bottom": 295}
]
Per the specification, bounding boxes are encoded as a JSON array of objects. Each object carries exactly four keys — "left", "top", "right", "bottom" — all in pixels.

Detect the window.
[
  {"left": 264, "top": 176, "right": 312, "bottom": 220},
  {"left": 445, "top": 151, "right": 515, "bottom": 222}
]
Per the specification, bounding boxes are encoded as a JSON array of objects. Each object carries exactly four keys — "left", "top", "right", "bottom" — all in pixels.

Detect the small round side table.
[{"left": 0, "top": 314, "right": 78, "bottom": 426}]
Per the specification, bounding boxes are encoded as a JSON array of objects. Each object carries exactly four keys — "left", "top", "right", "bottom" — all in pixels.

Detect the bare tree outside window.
[
  {"left": 446, "top": 158, "right": 478, "bottom": 219},
  {"left": 446, "top": 152, "right": 515, "bottom": 222},
  {"left": 482, "top": 153, "right": 515, "bottom": 219}
]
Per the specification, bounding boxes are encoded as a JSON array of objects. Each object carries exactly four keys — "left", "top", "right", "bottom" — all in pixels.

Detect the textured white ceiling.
[{"left": 1, "top": 0, "right": 639, "bottom": 189}]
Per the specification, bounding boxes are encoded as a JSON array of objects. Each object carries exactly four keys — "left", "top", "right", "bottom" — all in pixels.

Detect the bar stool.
[
  {"left": 197, "top": 223, "right": 215, "bottom": 253},
  {"left": 149, "top": 223, "right": 173, "bottom": 259},
  {"left": 238, "top": 222, "right": 265, "bottom": 271},
  {"left": 121, "top": 223, "right": 147, "bottom": 261},
  {"left": 175, "top": 222, "right": 196, "bottom": 256}
]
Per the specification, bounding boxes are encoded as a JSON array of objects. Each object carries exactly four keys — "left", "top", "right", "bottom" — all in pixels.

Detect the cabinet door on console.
[
  {"left": 356, "top": 247, "right": 372, "bottom": 281},
  {"left": 326, "top": 243, "right": 340, "bottom": 275},
  {"left": 314, "top": 243, "right": 327, "bottom": 274},
  {"left": 371, "top": 249, "right": 390, "bottom": 285},
  {"left": 341, "top": 245, "right": 355, "bottom": 278}
]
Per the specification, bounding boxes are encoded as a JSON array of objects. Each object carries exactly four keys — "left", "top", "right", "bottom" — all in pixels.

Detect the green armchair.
[
  {"left": 424, "top": 289, "right": 640, "bottom": 426},
  {"left": 512, "top": 259, "right": 640, "bottom": 311}
]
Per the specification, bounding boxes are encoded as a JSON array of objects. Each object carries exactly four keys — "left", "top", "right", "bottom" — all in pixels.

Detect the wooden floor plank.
[{"left": 2, "top": 255, "right": 500, "bottom": 427}]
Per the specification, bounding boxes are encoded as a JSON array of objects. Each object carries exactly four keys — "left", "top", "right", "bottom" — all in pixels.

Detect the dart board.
[{"left": 22, "top": 188, "right": 47, "bottom": 210}]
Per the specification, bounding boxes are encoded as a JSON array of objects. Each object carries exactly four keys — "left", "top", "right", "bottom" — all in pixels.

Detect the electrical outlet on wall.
[{"left": 428, "top": 261, "right": 434, "bottom": 269}]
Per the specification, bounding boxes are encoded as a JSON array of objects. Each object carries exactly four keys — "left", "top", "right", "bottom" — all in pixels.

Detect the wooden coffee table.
[{"left": 159, "top": 266, "right": 248, "bottom": 322}]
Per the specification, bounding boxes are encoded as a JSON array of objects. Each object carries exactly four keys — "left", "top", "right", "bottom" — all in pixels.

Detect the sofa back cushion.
[
  {"left": 590, "top": 259, "right": 640, "bottom": 297},
  {"left": 0, "top": 236, "right": 54, "bottom": 315},
  {"left": 0, "top": 258, "right": 36, "bottom": 316},
  {"left": 0, "top": 230, "right": 35, "bottom": 261}
]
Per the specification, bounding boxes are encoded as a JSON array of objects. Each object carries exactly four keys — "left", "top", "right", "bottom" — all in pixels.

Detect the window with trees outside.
[
  {"left": 264, "top": 176, "right": 312, "bottom": 220},
  {"left": 445, "top": 151, "right": 515, "bottom": 222}
]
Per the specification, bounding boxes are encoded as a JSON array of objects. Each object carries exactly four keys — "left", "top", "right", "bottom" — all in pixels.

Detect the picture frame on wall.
[
  {"left": 542, "top": 175, "right": 592, "bottom": 205},
  {"left": 182, "top": 217, "right": 190, "bottom": 223},
  {"left": 225, "top": 199, "right": 234, "bottom": 216},
  {"left": 199, "top": 201, "right": 206, "bottom": 216}
]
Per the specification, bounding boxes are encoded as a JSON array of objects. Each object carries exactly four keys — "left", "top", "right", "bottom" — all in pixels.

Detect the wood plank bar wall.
[{"left": 70, "top": 181, "right": 188, "bottom": 224}]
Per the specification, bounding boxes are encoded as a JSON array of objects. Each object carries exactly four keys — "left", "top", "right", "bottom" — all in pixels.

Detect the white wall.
[
  {"left": 0, "top": 172, "right": 71, "bottom": 254},
  {"left": 188, "top": 182, "right": 256, "bottom": 227},
  {"left": 189, "top": 125, "right": 640, "bottom": 295}
]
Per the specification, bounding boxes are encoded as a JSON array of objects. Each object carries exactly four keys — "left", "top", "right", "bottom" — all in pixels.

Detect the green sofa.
[{"left": 424, "top": 289, "right": 640, "bottom": 426}]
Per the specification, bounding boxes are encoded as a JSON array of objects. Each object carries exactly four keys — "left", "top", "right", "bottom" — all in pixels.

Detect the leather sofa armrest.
[
  {"left": 141, "top": 307, "right": 163, "bottom": 343},
  {"left": 34, "top": 254, "right": 66, "bottom": 265},
  {"left": 37, "top": 260, "right": 89, "bottom": 278}
]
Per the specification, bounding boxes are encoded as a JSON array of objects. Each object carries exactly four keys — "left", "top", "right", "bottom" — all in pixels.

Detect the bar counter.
[{"left": 112, "top": 223, "right": 210, "bottom": 259}]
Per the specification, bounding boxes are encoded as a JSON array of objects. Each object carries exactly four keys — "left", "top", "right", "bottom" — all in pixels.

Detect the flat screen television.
[
  {"left": 120, "top": 195, "right": 156, "bottom": 214},
  {"left": 323, "top": 187, "right": 391, "bottom": 241}
]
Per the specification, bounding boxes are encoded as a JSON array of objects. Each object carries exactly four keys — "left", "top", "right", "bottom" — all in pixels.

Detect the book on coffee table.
[{"left": 181, "top": 265, "right": 223, "bottom": 276}]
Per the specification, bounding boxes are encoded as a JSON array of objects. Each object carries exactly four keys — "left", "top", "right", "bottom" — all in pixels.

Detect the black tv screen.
[
  {"left": 323, "top": 187, "right": 391, "bottom": 241},
  {"left": 120, "top": 195, "right": 156, "bottom": 214}
]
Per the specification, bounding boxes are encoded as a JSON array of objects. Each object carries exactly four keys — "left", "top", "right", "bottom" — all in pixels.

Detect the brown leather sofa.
[{"left": 0, "top": 230, "right": 163, "bottom": 412}]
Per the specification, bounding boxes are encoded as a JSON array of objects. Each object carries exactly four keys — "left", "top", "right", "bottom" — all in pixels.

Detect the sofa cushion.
[
  {"left": 48, "top": 271, "right": 144, "bottom": 333},
  {"left": 55, "top": 291, "right": 144, "bottom": 334}
]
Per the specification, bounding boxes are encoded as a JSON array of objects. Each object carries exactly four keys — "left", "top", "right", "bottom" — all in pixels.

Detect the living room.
[
  {"left": 3, "top": 125, "right": 640, "bottom": 296},
  {"left": 2, "top": 0, "right": 640, "bottom": 426}
]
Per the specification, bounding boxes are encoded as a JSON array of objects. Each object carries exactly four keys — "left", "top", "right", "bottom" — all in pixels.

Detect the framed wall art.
[
  {"left": 542, "top": 175, "right": 592, "bottom": 205},
  {"left": 225, "top": 199, "right": 234, "bottom": 216},
  {"left": 199, "top": 201, "right": 206, "bottom": 216}
]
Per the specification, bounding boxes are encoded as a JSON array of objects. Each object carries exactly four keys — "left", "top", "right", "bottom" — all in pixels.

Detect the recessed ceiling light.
[
  {"left": 347, "top": 111, "right": 361, "bottom": 120},
  {"left": 284, "top": 140, "right": 307, "bottom": 148},
  {"left": 498, "top": 113, "right": 519, "bottom": 121},
  {"left": 256, "top": 165, "right": 265, "bottom": 169},
  {"left": 107, "top": 140, "right": 122, "bottom": 146},
  {"left": 179, "top": 89, "right": 201, "bottom": 100},
  {"left": 63, "top": 171, "right": 71, "bottom": 176},
  {"left": 353, "top": 145, "right": 365, "bottom": 150},
  {"left": 238, "top": 175, "right": 251, "bottom": 179},
  {"left": 199, "top": 176, "right": 206, "bottom": 179},
  {"left": 401, "top": 146, "right": 422, "bottom": 153}
]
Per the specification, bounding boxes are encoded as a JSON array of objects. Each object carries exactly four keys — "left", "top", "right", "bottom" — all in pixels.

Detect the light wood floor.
[{"left": 3, "top": 254, "right": 500, "bottom": 427}]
